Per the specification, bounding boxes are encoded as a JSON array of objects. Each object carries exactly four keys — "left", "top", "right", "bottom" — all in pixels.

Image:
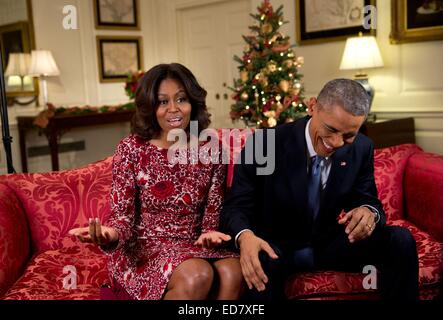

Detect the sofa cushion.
[
  {"left": 2, "top": 242, "right": 109, "bottom": 300},
  {"left": 389, "top": 219, "right": 443, "bottom": 288},
  {"left": 373, "top": 144, "right": 422, "bottom": 221},
  {"left": 404, "top": 152, "right": 443, "bottom": 242},
  {"left": 0, "top": 184, "right": 30, "bottom": 297},
  {"left": 3, "top": 157, "right": 113, "bottom": 254},
  {"left": 285, "top": 219, "right": 442, "bottom": 300}
]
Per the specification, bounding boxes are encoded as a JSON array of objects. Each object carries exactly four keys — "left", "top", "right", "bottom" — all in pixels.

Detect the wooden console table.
[
  {"left": 17, "top": 110, "right": 135, "bottom": 173},
  {"left": 360, "top": 117, "right": 416, "bottom": 149}
]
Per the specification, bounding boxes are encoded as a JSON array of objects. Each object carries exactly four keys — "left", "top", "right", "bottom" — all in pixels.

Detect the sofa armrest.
[
  {"left": 0, "top": 183, "right": 31, "bottom": 298},
  {"left": 404, "top": 152, "right": 443, "bottom": 242}
]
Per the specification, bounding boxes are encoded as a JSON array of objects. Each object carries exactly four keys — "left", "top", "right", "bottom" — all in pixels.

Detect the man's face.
[{"left": 307, "top": 97, "right": 366, "bottom": 157}]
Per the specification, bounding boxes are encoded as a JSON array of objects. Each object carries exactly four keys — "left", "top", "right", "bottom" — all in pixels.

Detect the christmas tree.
[{"left": 230, "top": 0, "right": 306, "bottom": 128}]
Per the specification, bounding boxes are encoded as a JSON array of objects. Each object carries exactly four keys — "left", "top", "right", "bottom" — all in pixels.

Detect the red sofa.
[{"left": 0, "top": 129, "right": 442, "bottom": 300}]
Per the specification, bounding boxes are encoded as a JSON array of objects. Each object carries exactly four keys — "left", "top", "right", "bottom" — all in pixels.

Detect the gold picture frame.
[
  {"left": 0, "top": 0, "right": 40, "bottom": 104},
  {"left": 295, "top": 0, "right": 377, "bottom": 45},
  {"left": 96, "top": 36, "right": 143, "bottom": 83},
  {"left": 93, "top": 0, "right": 140, "bottom": 30},
  {"left": 390, "top": 0, "right": 443, "bottom": 44}
]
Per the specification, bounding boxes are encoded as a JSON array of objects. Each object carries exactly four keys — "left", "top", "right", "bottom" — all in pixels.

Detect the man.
[{"left": 221, "top": 79, "right": 419, "bottom": 300}]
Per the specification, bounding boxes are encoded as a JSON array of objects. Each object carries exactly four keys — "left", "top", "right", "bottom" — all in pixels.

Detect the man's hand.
[
  {"left": 194, "top": 231, "right": 231, "bottom": 249},
  {"left": 338, "top": 207, "right": 376, "bottom": 243},
  {"left": 238, "top": 230, "right": 279, "bottom": 292},
  {"left": 69, "top": 217, "right": 119, "bottom": 247}
]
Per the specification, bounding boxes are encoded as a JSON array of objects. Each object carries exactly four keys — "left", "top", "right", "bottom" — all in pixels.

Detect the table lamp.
[
  {"left": 28, "top": 50, "right": 60, "bottom": 107},
  {"left": 5, "top": 53, "right": 31, "bottom": 91},
  {"left": 339, "top": 33, "right": 384, "bottom": 107}
]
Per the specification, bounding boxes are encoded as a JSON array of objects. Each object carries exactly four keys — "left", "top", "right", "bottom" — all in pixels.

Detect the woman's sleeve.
[
  {"left": 201, "top": 152, "right": 227, "bottom": 234},
  {"left": 106, "top": 139, "right": 138, "bottom": 251}
]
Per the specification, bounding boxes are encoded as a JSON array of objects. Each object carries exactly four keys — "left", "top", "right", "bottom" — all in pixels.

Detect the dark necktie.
[{"left": 307, "top": 155, "right": 323, "bottom": 220}]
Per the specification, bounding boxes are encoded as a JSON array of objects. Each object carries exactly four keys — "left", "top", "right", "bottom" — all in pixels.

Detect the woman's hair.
[{"left": 132, "top": 63, "right": 211, "bottom": 140}]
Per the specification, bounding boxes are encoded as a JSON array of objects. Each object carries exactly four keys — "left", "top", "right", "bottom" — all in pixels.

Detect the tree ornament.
[
  {"left": 267, "top": 61, "right": 277, "bottom": 73},
  {"left": 241, "top": 92, "right": 249, "bottom": 101},
  {"left": 261, "top": 23, "right": 273, "bottom": 34},
  {"left": 279, "top": 80, "right": 290, "bottom": 92},
  {"left": 240, "top": 71, "right": 249, "bottom": 82},
  {"left": 267, "top": 117, "right": 277, "bottom": 127},
  {"left": 284, "top": 59, "right": 294, "bottom": 68},
  {"left": 296, "top": 56, "right": 305, "bottom": 65}
]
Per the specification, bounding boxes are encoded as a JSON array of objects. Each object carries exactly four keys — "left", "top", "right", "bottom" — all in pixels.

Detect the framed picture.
[
  {"left": 0, "top": 21, "right": 39, "bottom": 99},
  {"left": 96, "top": 36, "right": 143, "bottom": 83},
  {"left": 93, "top": 0, "right": 140, "bottom": 30},
  {"left": 296, "top": 0, "right": 376, "bottom": 45},
  {"left": 390, "top": 0, "right": 443, "bottom": 44}
]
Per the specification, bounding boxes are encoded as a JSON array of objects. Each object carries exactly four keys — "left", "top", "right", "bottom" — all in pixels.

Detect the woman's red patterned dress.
[{"left": 105, "top": 134, "right": 238, "bottom": 300}]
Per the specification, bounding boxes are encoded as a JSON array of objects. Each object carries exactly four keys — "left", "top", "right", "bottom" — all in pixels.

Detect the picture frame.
[
  {"left": 96, "top": 36, "right": 143, "bottom": 83},
  {"left": 390, "top": 0, "right": 443, "bottom": 44},
  {"left": 295, "top": 0, "right": 377, "bottom": 45},
  {"left": 93, "top": 0, "right": 140, "bottom": 30},
  {"left": 0, "top": 21, "right": 39, "bottom": 99}
]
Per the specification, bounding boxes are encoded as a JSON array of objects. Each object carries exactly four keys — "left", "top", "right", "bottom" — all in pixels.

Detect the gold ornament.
[
  {"left": 267, "top": 117, "right": 277, "bottom": 128},
  {"left": 296, "top": 56, "right": 305, "bottom": 65},
  {"left": 259, "top": 76, "right": 268, "bottom": 87},
  {"left": 279, "top": 80, "right": 290, "bottom": 93},
  {"left": 267, "top": 61, "right": 277, "bottom": 73},
  {"left": 284, "top": 59, "right": 294, "bottom": 68},
  {"left": 241, "top": 92, "right": 249, "bottom": 101},
  {"left": 289, "top": 88, "right": 301, "bottom": 96},
  {"left": 285, "top": 118, "right": 294, "bottom": 123},
  {"left": 261, "top": 23, "right": 273, "bottom": 34},
  {"left": 240, "top": 71, "right": 248, "bottom": 82},
  {"left": 275, "top": 95, "right": 282, "bottom": 101},
  {"left": 264, "top": 110, "right": 276, "bottom": 118}
]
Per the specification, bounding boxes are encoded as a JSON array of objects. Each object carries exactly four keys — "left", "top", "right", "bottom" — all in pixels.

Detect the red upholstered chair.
[
  {"left": 0, "top": 129, "right": 442, "bottom": 300},
  {"left": 282, "top": 144, "right": 443, "bottom": 300},
  {"left": 0, "top": 158, "right": 113, "bottom": 299}
]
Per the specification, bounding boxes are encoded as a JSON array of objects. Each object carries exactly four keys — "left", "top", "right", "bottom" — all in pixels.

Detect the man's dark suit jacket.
[{"left": 220, "top": 116, "right": 386, "bottom": 251}]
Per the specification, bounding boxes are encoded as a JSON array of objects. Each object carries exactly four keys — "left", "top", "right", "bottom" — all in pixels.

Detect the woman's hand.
[
  {"left": 194, "top": 231, "right": 231, "bottom": 249},
  {"left": 69, "top": 218, "right": 119, "bottom": 247}
]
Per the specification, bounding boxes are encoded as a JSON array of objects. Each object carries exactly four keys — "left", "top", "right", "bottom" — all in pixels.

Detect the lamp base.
[{"left": 354, "top": 74, "right": 374, "bottom": 108}]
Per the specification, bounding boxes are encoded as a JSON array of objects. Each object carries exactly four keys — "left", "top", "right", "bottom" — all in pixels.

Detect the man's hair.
[{"left": 317, "top": 79, "right": 370, "bottom": 117}]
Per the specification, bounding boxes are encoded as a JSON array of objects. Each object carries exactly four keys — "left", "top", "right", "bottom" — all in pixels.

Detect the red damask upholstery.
[
  {"left": 2, "top": 157, "right": 113, "bottom": 254},
  {"left": 0, "top": 131, "right": 441, "bottom": 300},
  {"left": 404, "top": 152, "right": 443, "bottom": 242},
  {"left": 2, "top": 242, "right": 109, "bottom": 300},
  {"left": 373, "top": 144, "right": 423, "bottom": 221},
  {"left": 0, "top": 184, "right": 30, "bottom": 297}
]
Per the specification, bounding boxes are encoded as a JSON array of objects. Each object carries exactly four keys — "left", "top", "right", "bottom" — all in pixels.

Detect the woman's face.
[{"left": 155, "top": 78, "right": 192, "bottom": 140}]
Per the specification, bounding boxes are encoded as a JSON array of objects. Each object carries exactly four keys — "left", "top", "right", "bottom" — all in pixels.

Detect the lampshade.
[
  {"left": 5, "top": 53, "right": 31, "bottom": 77},
  {"left": 28, "top": 50, "right": 60, "bottom": 77},
  {"left": 339, "top": 35, "right": 384, "bottom": 71}
]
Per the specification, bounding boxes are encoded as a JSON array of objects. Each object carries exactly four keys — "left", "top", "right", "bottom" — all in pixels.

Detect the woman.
[{"left": 69, "top": 63, "right": 243, "bottom": 300}]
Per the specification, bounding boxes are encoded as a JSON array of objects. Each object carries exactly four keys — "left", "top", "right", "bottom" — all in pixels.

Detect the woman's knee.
[
  {"left": 214, "top": 258, "right": 243, "bottom": 285},
  {"left": 169, "top": 259, "right": 214, "bottom": 294}
]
